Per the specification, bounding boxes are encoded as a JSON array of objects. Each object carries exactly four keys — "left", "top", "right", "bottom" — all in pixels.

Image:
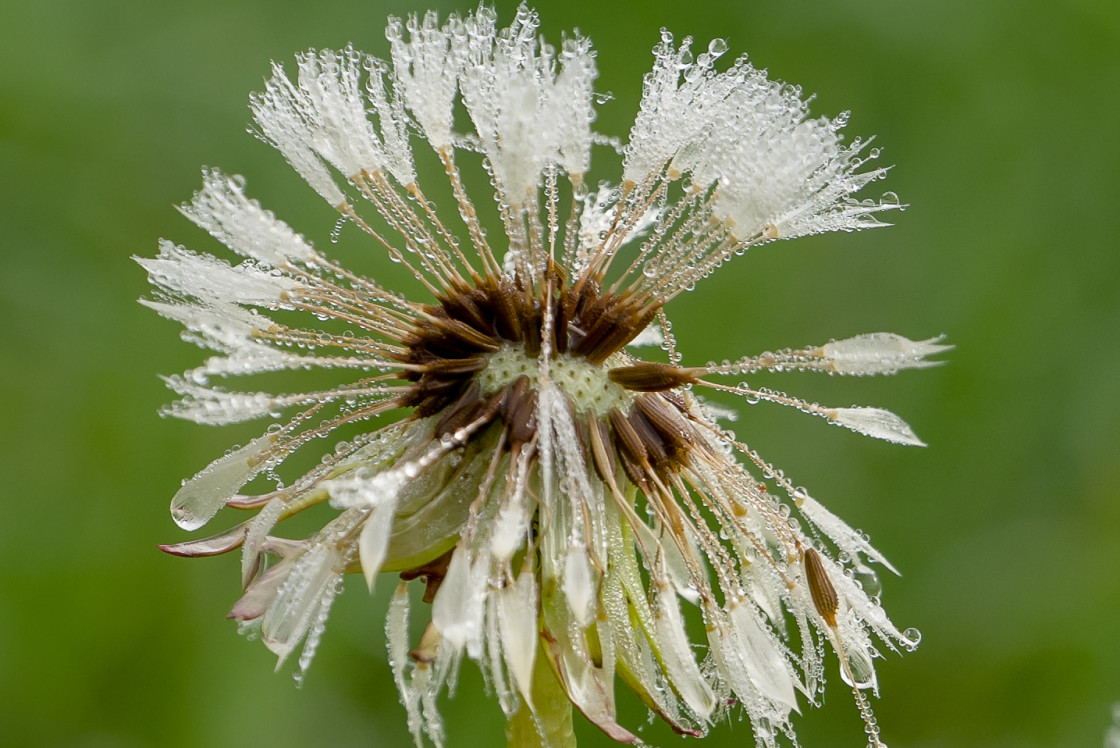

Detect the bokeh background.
[{"left": 2, "top": 0, "right": 1118, "bottom": 746}]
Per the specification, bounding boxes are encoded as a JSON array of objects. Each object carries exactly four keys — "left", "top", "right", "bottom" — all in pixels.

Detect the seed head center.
[{"left": 478, "top": 344, "right": 634, "bottom": 418}]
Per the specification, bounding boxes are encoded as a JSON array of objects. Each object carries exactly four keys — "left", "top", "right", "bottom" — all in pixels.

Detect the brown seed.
[
  {"left": 403, "top": 376, "right": 464, "bottom": 416},
  {"left": 483, "top": 275, "right": 524, "bottom": 342},
  {"left": 500, "top": 375, "right": 531, "bottom": 421},
  {"left": 608, "top": 408, "right": 652, "bottom": 491},
  {"left": 429, "top": 316, "right": 503, "bottom": 354},
  {"left": 615, "top": 444, "right": 651, "bottom": 494},
  {"left": 803, "top": 547, "right": 840, "bottom": 628},
  {"left": 423, "top": 356, "right": 488, "bottom": 377},
  {"left": 552, "top": 288, "right": 570, "bottom": 355},
  {"left": 609, "top": 408, "right": 647, "bottom": 466},
  {"left": 608, "top": 362, "right": 700, "bottom": 392},
  {"left": 435, "top": 285, "right": 490, "bottom": 335},
  {"left": 574, "top": 296, "right": 658, "bottom": 365},
  {"left": 521, "top": 301, "right": 544, "bottom": 357},
  {"left": 566, "top": 276, "right": 600, "bottom": 330},
  {"left": 506, "top": 381, "right": 539, "bottom": 448},
  {"left": 627, "top": 405, "right": 671, "bottom": 469},
  {"left": 434, "top": 380, "right": 484, "bottom": 437},
  {"left": 633, "top": 394, "right": 695, "bottom": 467},
  {"left": 585, "top": 414, "right": 617, "bottom": 485}
]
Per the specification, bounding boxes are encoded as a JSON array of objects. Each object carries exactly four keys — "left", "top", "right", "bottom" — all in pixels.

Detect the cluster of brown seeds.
[{"left": 395, "top": 265, "right": 705, "bottom": 494}]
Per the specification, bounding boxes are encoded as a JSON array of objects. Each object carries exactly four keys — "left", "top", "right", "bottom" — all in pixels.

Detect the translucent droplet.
[
  {"left": 854, "top": 566, "right": 881, "bottom": 597},
  {"left": 330, "top": 216, "right": 346, "bottom": 244}
]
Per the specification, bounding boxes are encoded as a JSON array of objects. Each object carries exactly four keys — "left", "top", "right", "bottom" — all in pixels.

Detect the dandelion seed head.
[{"left": 144, "top": 6, "right": 944, "bottom": 746}]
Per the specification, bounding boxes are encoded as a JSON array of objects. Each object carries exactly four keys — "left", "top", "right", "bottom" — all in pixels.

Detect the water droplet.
[
  {"left": 330, "top": 216, "right": 346, "bottom": 244},
  {"left": 854, "top": 566, "right": 881, "bottom": 597},
  {"left": 707, "top": 38, "right": 728, "bottom": 58}
]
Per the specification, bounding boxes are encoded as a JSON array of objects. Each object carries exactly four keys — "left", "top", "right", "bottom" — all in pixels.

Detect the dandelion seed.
[{"left": 142, "top": 6, "right": 943, "bottom": 747}]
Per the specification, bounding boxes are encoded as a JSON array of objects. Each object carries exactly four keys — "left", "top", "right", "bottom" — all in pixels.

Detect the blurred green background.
[{"left": 2, "top": 0, "right": 1118, "bottom": 746}]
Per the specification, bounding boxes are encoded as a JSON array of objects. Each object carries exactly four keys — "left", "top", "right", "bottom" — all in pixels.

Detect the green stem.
[{"left": 506, "top": 641, "right": 577, "bottom": 748}]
